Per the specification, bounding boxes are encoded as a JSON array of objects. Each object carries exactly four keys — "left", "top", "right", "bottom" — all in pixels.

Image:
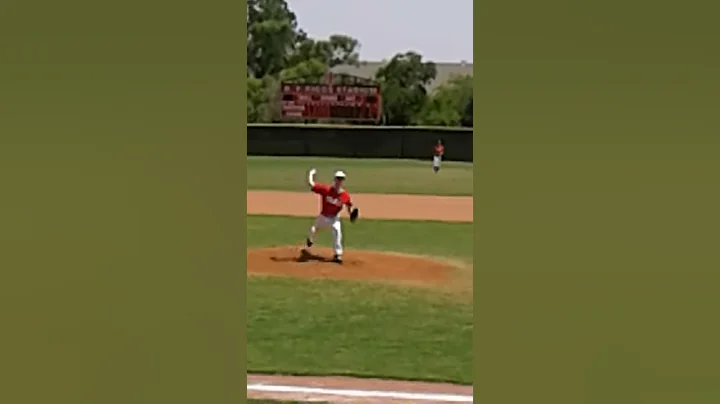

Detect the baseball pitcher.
[
  {"left": 303, "top": 168, "right": 359, "bottom": 264},
  {"left": 433, "top": 139, "right": 445, "bottom": 173}
]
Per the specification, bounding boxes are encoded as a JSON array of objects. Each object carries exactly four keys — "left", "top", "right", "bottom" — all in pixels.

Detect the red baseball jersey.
[
  {"left": 434, "top": 144, "right": 445, "bottom": 155},
  {"left": 312, "top": 183, "right": 352, "bottom": 217}
]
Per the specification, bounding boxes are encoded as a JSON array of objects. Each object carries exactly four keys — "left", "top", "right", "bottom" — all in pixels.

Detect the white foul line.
[{"left": 247, "top": 383, "right": 473, "bottom": 402}]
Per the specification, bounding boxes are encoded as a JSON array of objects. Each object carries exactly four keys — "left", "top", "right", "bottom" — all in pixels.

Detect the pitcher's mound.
[{"left": 248, "top": 246, "right": 454, "bottom": 286}]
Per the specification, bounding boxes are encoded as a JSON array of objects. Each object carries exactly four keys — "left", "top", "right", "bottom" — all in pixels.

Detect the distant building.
[{"left": 330, "top": 60, "right": 473, "bottom": 91}]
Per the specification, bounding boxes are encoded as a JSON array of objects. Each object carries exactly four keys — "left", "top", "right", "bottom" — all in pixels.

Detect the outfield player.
[{"left": 433, "top": 139, "right": 445, "bottom": 173}]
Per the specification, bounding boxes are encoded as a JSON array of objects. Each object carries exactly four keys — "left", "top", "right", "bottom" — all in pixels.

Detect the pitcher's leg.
[
  {"left": 306, "top": 216, "right": 327, "bottom": 248},
  {"left": 330, "top": 219, "right": 343, "bottom": 262},
  {"left": 305, "top": 225, "right": 316, "bottom": 248}
]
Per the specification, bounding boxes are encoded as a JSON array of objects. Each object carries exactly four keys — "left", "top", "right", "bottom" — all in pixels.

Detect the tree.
[
  {"left": 414, "top": 74, "right": 473, "bottom": 127},
  {"left": 247, "top": 0, "right": 304, "bottom": 78},
  {"left": 279, "top": 58, "right": 327, "bottom": 82},
  {"left": 287, "top": 34, "right": 360, "bottom": 70},
  {"left": 414, "top": 97, "right": 462, "bottom": 126},
  {"left": 374, "top": 51, "right": 437, "bottom": 125},
  {"left": 247, "top": 75, "right": 282, "bottom": 123},
  {"left": 461, "top": 97, "right": 473, "bottom": 127},
  {"left": 260, "top": 75, "right": 282, "bottom": 122},
  {"left": 247, "top": 75, "right": 265, "bottom": 123},
  {"left": 325, "top": 34, "right": 360, "bottom": 67}
]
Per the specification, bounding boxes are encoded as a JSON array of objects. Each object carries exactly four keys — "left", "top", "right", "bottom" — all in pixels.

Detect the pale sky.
[{"left": 288, "top": 0, "right": 474, "bottom": 63}]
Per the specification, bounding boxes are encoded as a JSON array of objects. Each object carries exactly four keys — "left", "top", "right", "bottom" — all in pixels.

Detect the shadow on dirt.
[{"left": 269, "top": 249, "right": 333, "bottom": 263}]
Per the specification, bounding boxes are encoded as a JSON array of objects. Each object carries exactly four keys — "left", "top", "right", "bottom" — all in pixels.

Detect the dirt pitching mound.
[{"left": 248, "top": 246, "right": 454, "bottom": 286}]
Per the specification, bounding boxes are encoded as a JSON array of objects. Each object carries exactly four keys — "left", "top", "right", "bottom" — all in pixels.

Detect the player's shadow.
[{"left": 270, "top": 249, "right": 333, "bottom": 263}]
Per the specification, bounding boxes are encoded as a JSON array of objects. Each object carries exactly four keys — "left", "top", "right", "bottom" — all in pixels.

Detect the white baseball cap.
[{"left": 334, "top": 170, "right": 347, "bottom": 178}]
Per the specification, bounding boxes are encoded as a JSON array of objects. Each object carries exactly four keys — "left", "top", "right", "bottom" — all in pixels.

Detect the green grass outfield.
[
  {"left": 247, "top": 156, "right": 473, "bottom": 196},
  {"left": 247, "top": 215, "right": 473, "bottom": 384}
]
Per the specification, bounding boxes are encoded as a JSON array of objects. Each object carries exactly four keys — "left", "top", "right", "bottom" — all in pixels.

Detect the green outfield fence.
[{"left": 247, "top": 124, "right": 473, "bottom": 162}]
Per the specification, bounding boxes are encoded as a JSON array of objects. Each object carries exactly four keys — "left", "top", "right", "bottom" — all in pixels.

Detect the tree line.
[{"left": 247, "top": 0, "right": 473, "bottom": 127}]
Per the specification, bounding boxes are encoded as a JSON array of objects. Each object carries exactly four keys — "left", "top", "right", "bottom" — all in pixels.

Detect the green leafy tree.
[
  {"left": 247, "top": 76, "right": 264, "bottom": 123},
  {"left": 248, "top": 0, "right": 361, "bottom": 78},
  {"left": 247, "top": 75, "right": 282, "bottom": 123},
  {"left": 287, "top": 34, "right": 360, "bottom": 72},
  {"left": 414, "top": 97, "right": 462, "bottom": 126},
  {"left": 375, "top": 51, "right": 437, "bottom": 125},
  {"left": 279, "top": 58, "right": 327, "bottom": 82},
  {"left": 414, "top": 74, "right": 473, "bottom": 127},
  {"left": 260, "top": 75, "right": 282, "bottom": 122},
  {"left": 462, "top": 97, "right": 473, "bottom": 127},
  {"left": 247, "top": 0, "right": 303, "bottom": 78},
  {"left": 325, "top": 34, "right": 361, "bottom": 67}
]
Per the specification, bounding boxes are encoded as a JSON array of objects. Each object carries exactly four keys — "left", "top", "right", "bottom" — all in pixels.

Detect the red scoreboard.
[{"left": 280, "top": 82, "right": 382, "bottom": 123}]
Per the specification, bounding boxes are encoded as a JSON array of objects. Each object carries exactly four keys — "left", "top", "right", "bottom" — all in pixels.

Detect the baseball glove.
[{"left": 349, "top": 208, "right": 359, "bottom": 223}]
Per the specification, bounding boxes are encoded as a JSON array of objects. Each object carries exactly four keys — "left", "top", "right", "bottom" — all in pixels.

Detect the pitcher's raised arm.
[{"left": 307, "top": 168, "right": 317, "bottom": 188}]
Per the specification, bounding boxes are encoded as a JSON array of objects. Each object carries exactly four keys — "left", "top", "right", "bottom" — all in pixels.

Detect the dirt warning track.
[{"left": 247, "top": 190, "right": 473, "bottom": 222}]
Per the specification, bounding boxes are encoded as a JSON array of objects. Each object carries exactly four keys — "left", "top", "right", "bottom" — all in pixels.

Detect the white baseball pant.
[
  {"left": 308, "top": 215, "right": 344, "bottom": 256},
  {"left": 433, "top": 155, "right": 442, "bottom": 170}
]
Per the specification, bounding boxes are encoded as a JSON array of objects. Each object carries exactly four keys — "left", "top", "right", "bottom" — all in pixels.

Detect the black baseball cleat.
[
  {"left": 332, "top": 255, "right": 343, "bottom": 264},
  {"left": 305, "top": 238, "right": 313, "bottom": 248}
]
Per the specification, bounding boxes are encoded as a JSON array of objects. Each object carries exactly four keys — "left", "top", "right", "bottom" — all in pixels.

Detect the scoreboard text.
[{"left": 280, "top": 82, "right": 382, "bottom": 122}]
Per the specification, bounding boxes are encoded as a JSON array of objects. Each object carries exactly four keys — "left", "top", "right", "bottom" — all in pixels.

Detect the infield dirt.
[
  {"left": 248, "top": 246, "right": 456, "bottom": 287},
  {"left": 247, "top": 190, "right": 473, "bottom": 222}
]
